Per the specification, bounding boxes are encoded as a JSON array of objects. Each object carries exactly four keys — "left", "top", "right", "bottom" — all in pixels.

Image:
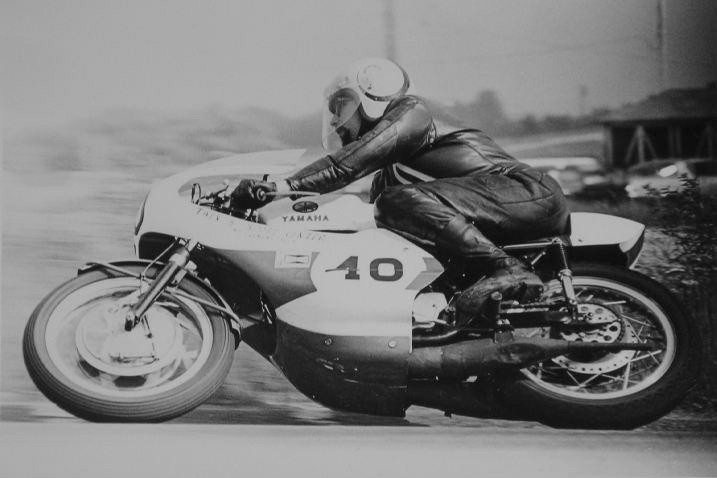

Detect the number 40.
[{"left": 328, "top": 256, "right": 403, "bottom": 282}]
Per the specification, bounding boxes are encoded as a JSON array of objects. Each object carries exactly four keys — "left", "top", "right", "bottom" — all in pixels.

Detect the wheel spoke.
[
  {"left": 566, "top": 370, "right": 581, "bottom": 386},
  {"left": 572, "top": 370, "right": 634, "bottom": 391},
  {"left": 636, "top": 325, "right": 645, "bottom": 341},
  {"left": 601, "top": 374, "right": 641, "bottom": 390},
  {"left": 602, "top": 300, "right": 627, "bottom": 306},
  {"left": 629, "top": 350, "right": 663, "bottom": 366},
  {"left": 622, "top": 359, "right": 632, "bottom": 390},
  {"left": 576, "top": 372, "right": 603, "bottom": 389},
  {"left": 621, "top": 313, "right": 653, "bottom": 329}
]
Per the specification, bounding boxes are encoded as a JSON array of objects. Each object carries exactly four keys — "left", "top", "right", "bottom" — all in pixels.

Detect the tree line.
[{"left": 449, "top": 89, "right": 610, "bottom": 137}]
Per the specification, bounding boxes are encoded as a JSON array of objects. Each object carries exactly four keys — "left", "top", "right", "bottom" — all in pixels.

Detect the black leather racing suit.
[{"left": 286, "top": 95, "right": 568, "bottom": 268}]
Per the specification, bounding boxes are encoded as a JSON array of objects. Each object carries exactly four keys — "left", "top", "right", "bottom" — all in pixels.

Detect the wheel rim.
[
  {"left": 44, "top": 277, "right": 213, "bottom": 398},
  {"left": 518, "top": 276, "right": 676, "bottom": 400}
]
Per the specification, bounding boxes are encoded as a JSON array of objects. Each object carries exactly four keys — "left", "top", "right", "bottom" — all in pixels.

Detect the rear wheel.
[
  {"left": 501, "top": 263, "right": 700, "bottom": 429},
  {"left": 23, "top": 265, "right": 236, "bottom": 422}
]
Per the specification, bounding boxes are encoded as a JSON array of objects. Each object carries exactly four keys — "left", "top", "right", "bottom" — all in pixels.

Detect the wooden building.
[{"left": 602, "top": 83, "right": 717, "bottom": 169}]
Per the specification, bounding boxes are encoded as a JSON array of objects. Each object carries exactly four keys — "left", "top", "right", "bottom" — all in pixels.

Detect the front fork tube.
[{"left": 124, "top": 240, "right": 198, "bottom": 331}]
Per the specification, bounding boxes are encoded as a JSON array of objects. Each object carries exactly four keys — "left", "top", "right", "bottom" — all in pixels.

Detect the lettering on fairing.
[
  {"left": 282, "top": 215, "right": 330, "bottom": 223},
  {"left": 193, "top": 207, "right": 326, "bottom": 242}
]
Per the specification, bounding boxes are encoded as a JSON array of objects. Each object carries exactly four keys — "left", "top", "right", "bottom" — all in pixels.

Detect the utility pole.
[
  {"left": 384, "top": 0, "right": 397, "bottom": 61},
  {"left": 657, "top": 0, "right": 668, "bottom": 91},
  {"left": 579, "top": 85, "right": 588, "bottom": 117}
]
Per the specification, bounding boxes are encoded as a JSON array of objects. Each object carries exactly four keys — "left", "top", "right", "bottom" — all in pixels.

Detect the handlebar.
[
  {"left": 262, "top": 190, "right": 320, "bottom": 199},
  {"left": 191, "top": 180, "right": 318, "bottom": 209}
]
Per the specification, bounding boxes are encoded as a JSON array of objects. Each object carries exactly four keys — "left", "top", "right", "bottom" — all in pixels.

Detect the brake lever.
[
  {"left": 202, "top": 180, "right": 231, "bottom": 202},
  {"left": 192, "top": 182, "right": 231, "bottom": 208}
]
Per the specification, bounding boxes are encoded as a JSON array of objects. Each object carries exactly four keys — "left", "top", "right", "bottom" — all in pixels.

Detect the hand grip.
[{"left": 254, "top": 187, "right": 267, "bottom": 201}]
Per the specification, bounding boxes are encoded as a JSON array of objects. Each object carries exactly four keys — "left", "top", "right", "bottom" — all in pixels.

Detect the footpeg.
[
  {"left": 480, "top": 291, "right": 503, "bottom": 324},
  {"left": 483, "top": 291, "right": 514, "bottom": 342}
]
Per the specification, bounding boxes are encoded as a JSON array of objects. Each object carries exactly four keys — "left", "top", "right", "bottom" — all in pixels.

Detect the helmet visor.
[{"left": 321, "top": 88, "right": 361, "bottom": 153}]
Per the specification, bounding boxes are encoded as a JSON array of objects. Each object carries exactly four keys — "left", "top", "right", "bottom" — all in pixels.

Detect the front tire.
[
  {"left": 23, "top": 265, "right": 236, "bottom": 422},
  {"left": 501, "top": 263, "right": 700, "bottom": 429}
]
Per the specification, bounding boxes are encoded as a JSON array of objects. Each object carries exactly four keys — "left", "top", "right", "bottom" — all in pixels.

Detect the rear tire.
[
  {"left": 23, "top": 265, "right": 236, "bottom": 422},
  {"left": 500, "top": 263, "right": 700, "bottom": 429}
]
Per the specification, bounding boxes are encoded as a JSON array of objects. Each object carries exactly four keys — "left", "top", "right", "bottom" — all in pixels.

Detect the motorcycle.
[{"left": 23, "top": 149, "right": 700, "bottom": 427}]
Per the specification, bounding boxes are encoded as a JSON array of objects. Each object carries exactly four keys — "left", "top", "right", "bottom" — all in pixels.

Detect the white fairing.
[
  {"left": 569, "top": 212, "right": 645, "bottom": 253},
  {"left": 135, "top": 150, "right": 441, "bottom": 340},
  {"left": 135, "top": 150, "right": 645, "bottom": 340},
  {"left": 136, "top": 149, "right": 317, "bottom": 251},
  {"left": 275, "top": 229, "right": 431, "bottom": 337}
]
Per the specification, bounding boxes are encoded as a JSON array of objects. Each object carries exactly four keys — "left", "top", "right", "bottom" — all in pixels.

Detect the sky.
[{"left": 1, "top": 0, "right": 716, "bottom": 134}]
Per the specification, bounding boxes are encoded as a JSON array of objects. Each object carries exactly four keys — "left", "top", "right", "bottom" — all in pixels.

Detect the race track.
[{"left": 2, "top": 423, "right": 717, "bottom": 477}]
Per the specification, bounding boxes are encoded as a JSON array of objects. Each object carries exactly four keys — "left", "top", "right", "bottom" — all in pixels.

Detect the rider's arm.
[{"left": 284, "top": 96, "right": 434, "bottom": 193}]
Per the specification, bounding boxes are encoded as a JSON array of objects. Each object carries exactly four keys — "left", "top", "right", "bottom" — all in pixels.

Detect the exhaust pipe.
[{"left": 408, "top": 337, "right": 655, "bottom": 379}]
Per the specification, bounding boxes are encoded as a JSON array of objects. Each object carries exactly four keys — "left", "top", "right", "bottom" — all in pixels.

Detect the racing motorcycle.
[{"left": 23, "top": 149, "right": 700, "bottom": 427}]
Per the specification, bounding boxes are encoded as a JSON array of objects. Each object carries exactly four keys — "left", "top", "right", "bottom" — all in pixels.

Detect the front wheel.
[
  {"left": 23, "top": 265, "right": 236, "bottom": 422},
  {"left": 501, "top": 263, "right": 701, "bottom": 429}
]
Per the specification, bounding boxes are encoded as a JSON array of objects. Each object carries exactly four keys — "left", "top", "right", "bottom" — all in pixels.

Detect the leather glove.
[{"left": 230, "top": 179, "right": 277, "bottom": 210}]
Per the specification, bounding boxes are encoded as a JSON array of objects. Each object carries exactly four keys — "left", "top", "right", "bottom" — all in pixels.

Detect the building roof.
[{"left": 602, "top": 83, "right": 717, "bottom": 124}]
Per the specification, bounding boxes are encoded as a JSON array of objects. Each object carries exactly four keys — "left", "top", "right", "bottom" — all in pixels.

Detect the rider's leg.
[
  {"left": 375, "top": 181, "right": 544, "bottom": 327},
  {"left": 435, "top": 215, "right": 543, "bottom": 326},
  {"left": 374, "top": 171, "right": 567, "bottom": 327}
]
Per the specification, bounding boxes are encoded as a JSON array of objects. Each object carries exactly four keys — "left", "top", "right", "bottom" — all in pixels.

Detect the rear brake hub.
[{"left": 553, "top": 303, "right": 638, "bottom": 374}]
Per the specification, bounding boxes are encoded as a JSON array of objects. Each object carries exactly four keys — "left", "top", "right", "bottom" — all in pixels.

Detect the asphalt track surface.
[
  {"left": 1, "top": 423, "right": 717, "bottom": 477},
  {"left": 2, "top": 169, "right": 717, "bottom": 476}
]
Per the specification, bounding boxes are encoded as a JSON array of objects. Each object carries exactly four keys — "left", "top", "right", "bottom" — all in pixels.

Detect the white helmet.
[{"left": 322, "top": 57, "right": 411, "bottom": 152}]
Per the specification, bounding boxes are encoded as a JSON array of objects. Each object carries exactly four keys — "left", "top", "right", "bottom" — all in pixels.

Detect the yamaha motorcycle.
[{"left": 23, "top": 149, "right": 700, "bottom": 428}]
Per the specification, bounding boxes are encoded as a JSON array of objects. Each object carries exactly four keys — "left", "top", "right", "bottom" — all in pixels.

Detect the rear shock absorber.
[{"left": 553, "top": 238, "right": 579, "bottom": 321}]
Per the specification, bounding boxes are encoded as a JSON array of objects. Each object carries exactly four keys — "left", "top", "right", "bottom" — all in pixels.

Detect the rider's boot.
[
  {"left": 436, "top": 216, "right": 544, "bottom": 328},
  {"left": 453, "top": 256, "right": 544, "bottom": 327}
]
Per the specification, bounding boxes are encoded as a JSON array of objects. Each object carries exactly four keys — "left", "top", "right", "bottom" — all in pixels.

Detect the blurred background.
[
  {"left": 2, "top": 0, "right": 716, "bottom": 192},
  {"left": 1, "top": 0, "right": 716, "bottom": 424}
]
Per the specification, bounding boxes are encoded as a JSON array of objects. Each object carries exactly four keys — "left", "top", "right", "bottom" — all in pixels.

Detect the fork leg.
[{"left": 124, "top": 240, "right": 198, "bottom": 331}]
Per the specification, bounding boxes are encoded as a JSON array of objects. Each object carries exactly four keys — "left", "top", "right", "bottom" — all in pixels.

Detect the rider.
[{"left": 231, "top": 57, "right": 569, "bottom": 326}]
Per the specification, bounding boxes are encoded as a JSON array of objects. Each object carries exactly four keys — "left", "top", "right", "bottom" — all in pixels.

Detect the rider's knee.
[{"left": 374, "top": 185, "right": 417, "bottom": 225}]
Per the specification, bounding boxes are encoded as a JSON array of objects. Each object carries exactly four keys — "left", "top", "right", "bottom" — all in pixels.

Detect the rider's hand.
[{"left": 230, "top": 179, "right": 277, "bottom": 210}]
